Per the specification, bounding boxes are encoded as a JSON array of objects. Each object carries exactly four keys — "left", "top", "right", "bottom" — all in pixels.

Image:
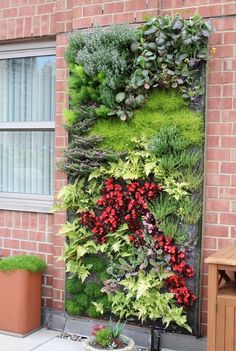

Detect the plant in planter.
[
  {"left": 0, "top": 255, "right": 46, "bottom": 336},
  {"left": 84, "top": 320, "right": 134, "bottom": 351}
]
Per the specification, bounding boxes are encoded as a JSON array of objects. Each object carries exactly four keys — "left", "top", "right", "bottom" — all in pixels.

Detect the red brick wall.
[{"left": 0, "top": 0, "right": 235, "bottom": 336}]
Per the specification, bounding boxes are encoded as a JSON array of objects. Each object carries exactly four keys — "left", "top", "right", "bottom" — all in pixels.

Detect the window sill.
[{"left": 0, "top": 193, "right": 54, "bottom": 213}]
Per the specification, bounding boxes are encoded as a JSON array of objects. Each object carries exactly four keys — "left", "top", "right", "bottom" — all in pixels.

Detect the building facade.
[{"left": 0, "top": 0, "right": 235, "bottom": 335}]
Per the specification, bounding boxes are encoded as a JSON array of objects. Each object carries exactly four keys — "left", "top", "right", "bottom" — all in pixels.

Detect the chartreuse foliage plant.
[
  {"left": 0, "top": 255, "right": 46, "bottom": 272},
  {"left": 89, "top": 90, "right": 203, "bottom": 152},
  {"left": 59, "top": 13, "right": 211, "bottom": 333}
]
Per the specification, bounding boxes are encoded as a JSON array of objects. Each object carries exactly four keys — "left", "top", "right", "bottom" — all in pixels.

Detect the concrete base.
[
  {"left": 0, "top": 327, "right": 41, "bottom": 338},
  {"left": 42, "top": 309, "right": 207, "bottom": 351}
]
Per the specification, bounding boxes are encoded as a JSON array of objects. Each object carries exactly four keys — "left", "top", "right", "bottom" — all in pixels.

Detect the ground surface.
[{"left": 0, "top": 328, "right": 174, "bottom": 351}]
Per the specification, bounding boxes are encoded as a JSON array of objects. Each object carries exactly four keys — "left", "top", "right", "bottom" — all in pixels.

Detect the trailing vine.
[{"left": 59, "top": 14, "right": 212, "bottom": 333}]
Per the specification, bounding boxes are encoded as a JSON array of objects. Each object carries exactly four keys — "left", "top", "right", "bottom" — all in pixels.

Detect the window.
[{"left": 0, "top": 42, "right": 56, "bottom": 212}]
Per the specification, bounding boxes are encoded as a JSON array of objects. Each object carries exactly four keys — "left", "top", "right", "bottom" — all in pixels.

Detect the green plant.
[
  {"left": 77, "top": 293, "right": 90, "bottom": 309},
  {"left": 83, "top": 255, "right": 107, "bottom": 275},
  {"left": 66, "top": 299, "right": 84, "bottom": 315},
  {"left": 0, "top": 255, "right": 46, "bottom": 272},
  {"left": 128, "top": 14, "right": 213, "bottom": 103},
  {"left": 61, "top": 135, "right": 119, "bottom": 180},
  {"left": 59, "top": 13, "right": 211, "bottom": 332},
  {"left": 109, "top": 269, "right": 191, "bottom": 332},
  {"left": 95, "top": 328, "right": 112, "bottom": 348},
  {"left": 66, "top": 276, "right": 84, "bottom": 295},
  {"left": 88, "top": 305, "right": 103, "bottom": 318},
  {"left": 84, "top": 282, "right": 104, "bottom": 299},
  {"left": 89, "top": 90, "right": 203, "bottom": 152},
  {"left": 108, "top": 319, "right": 126, "bottom": 339},
  {"left": 66, "top": 25, "right": 140, "bottom": 111}
]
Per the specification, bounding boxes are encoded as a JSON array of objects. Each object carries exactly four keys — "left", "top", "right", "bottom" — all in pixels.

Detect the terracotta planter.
[
  {"left": 0, "top": 270, "right": 42, "bottom": 336},
  {"left": 84, "top": 335, "right": 135, "bottom": 351}
]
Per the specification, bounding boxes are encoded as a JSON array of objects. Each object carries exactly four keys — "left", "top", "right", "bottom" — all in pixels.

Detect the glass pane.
[
  {"left": 0, "top": 56, "right": 55, "bottom": 122},
  {"left": 0, "top": 131, "right": 54, "bottom": 195}
]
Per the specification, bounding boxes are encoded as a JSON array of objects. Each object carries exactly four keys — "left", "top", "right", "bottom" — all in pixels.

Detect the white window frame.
[{"left": 0, "top": 41, "right": 56, "bottom": 213}]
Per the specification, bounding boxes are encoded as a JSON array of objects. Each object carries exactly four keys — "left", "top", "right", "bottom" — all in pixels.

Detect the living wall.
[{"left": 58, "top": 15, "right": 212, "bottom": 333}]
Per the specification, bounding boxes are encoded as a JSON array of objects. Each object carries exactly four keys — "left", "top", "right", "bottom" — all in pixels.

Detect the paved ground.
[
  {"left": 0, "top": 328, "right": 175, "bottom": 351},
  {"left": 0, "top": 328, "right": 84, "bottom": 351}
]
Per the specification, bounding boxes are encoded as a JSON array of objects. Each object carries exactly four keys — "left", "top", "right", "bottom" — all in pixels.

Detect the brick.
[
  {"left": 221, "top": 162, "right": 236, "bottom": 174},
  {"left": 207, "top": 123, "right": 232, "bottom": 135},
  {"left": 206, "top": 174, "right": 230, "bottom": 186},
  {"left": 212, "top": 17, "right": 235, "bottom": 31},
  {"left": 204, "top": 212, "right": 218, "bottom": 224},
  {"left": 4, "top": 239, "right": 20, "bottom": 249},
  {"left": 208, "top": 85, "right": 221, "bottom": 97},
  {"left": 206, "top": 149, "right": 230, "bottom": 161},
  {"left": 208, "top": 72, "right": 234, "bottom": 84},
  {"left": 231, "top": 201, "right": 236, "bottom": 212},
  {"left": 218, "top": 238, "right": 235, "bottom": 249},
  {"left": 206, "top": 136, "right": 220, "bottom": 148},
  {"left": 198, "top": 5, "right": 222, "bottom": 17},
  {"left": 0, "top": 228, "right": 11, "bottom": 238},
  {"left": 220, "top": 213, "right": 236, "bottom": 225},
  {"left": 208, "top": 59, "right": 222, "bottom": 72},
  {"left": 2, "top": 8, "right": 18, "bottom": 18},
  {"left": 162, "top": 0, "right": 185, "bottom": 8},
  {"left": 205, "top": 225, "right": 229, "bottom": 237},
  {"left": 207, "top": 110, "right": 221, "bottom": 122},
  {"left": 13, "top": 229, "right": 29, "bottom": 240},
  {"left": 221, "top": 110, "right": 236, "bottom": 122},
  {"left": 223, "top": 85, "right": 233, "bottom": 97},
  {"left": 23, "top": 16, "right": 32, "bottom": 37},
  {"left": 19, "top": 6, "right": 36, "bottom": 16},
  {"left": 20, "top": 241, "right": 37, "bottom": 251},
  {"left": 212, "top": 46, "right": 234, "bottom": 59},
  {"left": 37, "top": 3, "right": 55, "bottom": 15},
  {"left": 203, "top": 237, "right": 217, "bottom": 250},
  {"left": 230, "top": 226, "right": 236, "bottom": 238},
  {"left": 224, "top": 32, "right": 236, "bottom": 44},
  {"left": 113, "top": 12, "right": 135, "bottom": 24},
  {"left": 223, "top": 3, "right": 236, "bottom": 16},
  {"left": 206, "top": 199, "right": 230, "bottom": 212},
  {"left": 220, "top": 188, "right": 236, "bottom": 200},
  {"left": 93, "top": 15, "right": 113, "bottom": 26},
  {"left": 38, "top": 243, "right": 52, "bottom": 254},
  {"left": 205, "top": 185, "right": 218, "bottom": 198},
  {"left": 73, "top": 17, "right": 92, "bottom": 29},
  {"left": 104, "top": 2, "right": 124, "bottom": 14},
  {"left": 5, "top": 212, "right": 13, "bottom": 227},
  {"left": 209, "top": 33, "right": 222, "bottom": 46},
  {"left": 148, "top": 0, "right": 159, "bottom": 9},
  {"left": 221, "top": 136, "right": 236, "bottom": 148},
  {"left": 125, "top": 0, "right": 147, "bottom": 12},
  {"left": 83, "top": 4, "right": 103, "bottom": 17},
  {"left": 29, "top": 232, "right": 46, "bottom": 242}
]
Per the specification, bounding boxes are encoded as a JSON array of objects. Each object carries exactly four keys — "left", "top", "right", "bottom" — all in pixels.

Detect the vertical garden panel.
[{"left": 57, "top": 15, "right": 213, "bottom": 337}]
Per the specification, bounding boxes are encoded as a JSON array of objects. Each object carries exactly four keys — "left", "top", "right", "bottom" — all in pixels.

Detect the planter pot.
[
  {"left": 84, "top": 335, "right": 135, "bottom": 351},
  {"left": 0, "top": 270, "right": 42, "bottom": 336}
]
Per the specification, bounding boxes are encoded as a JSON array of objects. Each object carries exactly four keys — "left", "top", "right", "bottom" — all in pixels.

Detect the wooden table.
[{"left": 205, "top": 247, "right": 236, "bottom": 351}]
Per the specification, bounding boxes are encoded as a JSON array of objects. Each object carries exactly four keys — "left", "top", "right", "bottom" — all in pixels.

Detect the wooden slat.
[
  {"left": 225, "top": 306, "right": 235, "bottom": 351},
  {"left": 205, "top": 247, "right": 236, "bottom": 266},
  {"left": 216, "top": 303, "right": 225, "bottom": 351},
  {"left": 207, "top": 264, "right": 218, "bottom": 351}
]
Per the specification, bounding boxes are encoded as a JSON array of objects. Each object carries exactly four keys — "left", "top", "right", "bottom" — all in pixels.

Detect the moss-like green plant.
[
  {"left": 87, "top": 305, "right": 103, "bottom": 318},
  {"left": 66, "top": 276, "right": 84, "bottom": 295},
  {"left": 0, "top": 255, "right": 46, "bottom": 272},
  {"left": 95, "top": 328, "right": 112, "bottom": 347},
  {"left": 89, "top": 90, "right": 203, "bottom": 152},
  {"left": 76, "top": 293, "right": 90, "bottom": 309},
  {"left": 66, "top": 299, "right": 84, "bottom": 315},
  {"left": 84, "top": 282, "right": 104, "bottom": 299},
  {"left": 83, "top": 255, "right": 107, "bottom": 274}
]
